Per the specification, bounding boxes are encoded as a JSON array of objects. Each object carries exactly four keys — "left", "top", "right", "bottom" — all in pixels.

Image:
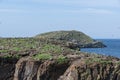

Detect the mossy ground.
[
  {"left": 0, "top": 38, "right": 73, "bottom": 61},
  {"left": 0, "top": 37, "right": 119, "bottom": 65}
]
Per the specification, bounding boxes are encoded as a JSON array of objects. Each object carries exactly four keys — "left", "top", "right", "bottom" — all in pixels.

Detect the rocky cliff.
[
  {"left": 0, "top": 31, "right": 119, "bottom": 80},
  {"left": 59, "top": 58, "right": 120, "bottom": 80},
  {"left": 1, "top": 53, "right": 120, "bottom": 80}
]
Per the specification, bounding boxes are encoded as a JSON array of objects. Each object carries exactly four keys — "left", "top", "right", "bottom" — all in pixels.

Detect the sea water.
[{"left": 81, "top": 39, "right": 120, "bottom": 58}]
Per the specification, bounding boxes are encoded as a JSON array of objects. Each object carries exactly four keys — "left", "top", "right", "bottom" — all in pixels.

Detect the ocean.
[{"left": 81, "top": 39, "right": 120, "bottom": 58}]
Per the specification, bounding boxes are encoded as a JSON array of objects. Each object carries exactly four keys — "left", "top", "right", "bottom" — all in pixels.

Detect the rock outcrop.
[
  {"left": 13, "top": 58, "right": 70, "bottom": 80},
  {"left": 59, "top": 60, "right": 120, "bottom": 80},
  {"left": 81, "top": 41, "right": 107, "bottom": 48}
]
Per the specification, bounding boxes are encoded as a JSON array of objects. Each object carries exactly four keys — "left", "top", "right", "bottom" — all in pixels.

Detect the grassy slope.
[
  {"left": 0, "top": 38, "right": 76, "bottom": 60},
  {"left": 35, "top": 30, "right": 94, "bottom": 44},
  {"left": 0, "top": 31, "right": 117, "bottom": 64},
  {"left": 0, "top": 37, "right": 119, "bottom": 65}
]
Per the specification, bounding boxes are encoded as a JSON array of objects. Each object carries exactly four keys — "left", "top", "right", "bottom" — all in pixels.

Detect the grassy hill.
[{"left": 35, "top": 30, "right": 94, "bottom": 44}]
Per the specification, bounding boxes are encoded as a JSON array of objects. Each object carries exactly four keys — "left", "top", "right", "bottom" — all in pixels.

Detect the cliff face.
[
  {"left": 1, "top": 52, "right": 120, "bottom": 80},
  {"left": 13, "top": 58, "right": 70, "bottom": 80},
  {"left": 0, "top": 56, "right": 119, "bottom": 80},
  {"left": 0, "top": 58, "right": 18, "bottom": 80},
  {"left": 59, "top": 60, "right": 120, "bottom": 80}
]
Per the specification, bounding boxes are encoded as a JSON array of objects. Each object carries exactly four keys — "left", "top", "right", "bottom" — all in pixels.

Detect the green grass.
[
  {"left": 85, "top": 58, "right": 112, "bottom": 64},
  {"left": 35, "top": 30, "right": 94, "bottom": 44},
  {"left": 33, "top": 53, "right": 52, "bottom": 60},
  {"left": 0, "top": 50, "right": 9, "bottom": 53},
  {"left": 3, "top": 54, "right": 21, "bottom": 59},
  {"left": 12, "top": 47, "right": 21, "bottom": 51},
  {"left": 116, "top": 61, "right": 120, "bottom": 65},
  {"left": 0, "top": 38, "right": 67, "bottom": 60},
  {"left": 41, "top": 44, "right": 63, "bottom": 54},
  {"left": 0, "top": 37, "right": 116, "bottom": 67},
  {"left": 56, "top": 55, "right": 68, "bottom": 64}
]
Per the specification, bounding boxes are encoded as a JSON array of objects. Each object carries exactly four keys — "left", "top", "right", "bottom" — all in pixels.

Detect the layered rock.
[
  {"left": 59, "top": 60, "right": 120, "bottom": 80},
  {"left": 13, "top": 58, "right": 70, "bottom": 80},
  {"left": 0, "top": 54, "right": 120, "bottom": 80},
  {"left": 10, "top": 57, "right": 120, "bottom": 80}
]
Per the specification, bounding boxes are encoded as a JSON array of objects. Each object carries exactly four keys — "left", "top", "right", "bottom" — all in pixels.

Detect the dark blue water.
[{"left": 81, "top": 39, "right": 120, "bottom": 58}]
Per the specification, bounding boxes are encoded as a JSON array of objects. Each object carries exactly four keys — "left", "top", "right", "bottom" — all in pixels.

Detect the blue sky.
[{"left": 0, "top": 0, "right": 120, "bottom": 38}]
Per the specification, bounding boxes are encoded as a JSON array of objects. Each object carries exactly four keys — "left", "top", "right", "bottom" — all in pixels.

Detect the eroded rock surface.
[
  {"left": 0, "top": 54, "right": 120, "bottom": 80},
  {"left": 59, "top": 59, "right": 120, "bottom": 80},
  {"left": 13, "top": 58, "right": 70, "bottom": 80}
]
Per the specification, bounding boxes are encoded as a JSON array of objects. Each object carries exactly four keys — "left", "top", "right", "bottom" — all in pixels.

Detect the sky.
[{"left": 0, "top": 0, "right": 120, "bottom": 38}]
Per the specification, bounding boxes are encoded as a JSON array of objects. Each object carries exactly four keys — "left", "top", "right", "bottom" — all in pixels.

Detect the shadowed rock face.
[
  {"left": 0, "top": 58, "right": 18, "bottom": 80},
  {"left": 0, "top": 51, "right": 120, "bottom": 80},
  {"left": 0, "top": 57, "right": 119, "bottom": 80},
  {"left": 13, "top": 58, "right": 70, "bottom": 80}
]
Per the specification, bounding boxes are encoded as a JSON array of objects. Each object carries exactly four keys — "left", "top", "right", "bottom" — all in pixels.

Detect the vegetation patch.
[
  {"left": 56, "top": 55, "right": 68, "bottom": 64},
  {"left": 85, "top": 58, "right": 112, "bottom": 64},
  {"left": 35, "top": 30, "right": 93, "bottom": 44},
  {"left": 41, "top": 44, "right": 63, "bottom": 54},
  {"left": 33, "top": 53, "right": 52, "bottom": 60},
  {"left": 0, "top": 50, "right": 9, "bottom": 53},
  {"left": 2, "top": 54, "right": 21, "bottom": 59},
  {"left": 12, "top": 47, "right": 21, "bottom": 51}
]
